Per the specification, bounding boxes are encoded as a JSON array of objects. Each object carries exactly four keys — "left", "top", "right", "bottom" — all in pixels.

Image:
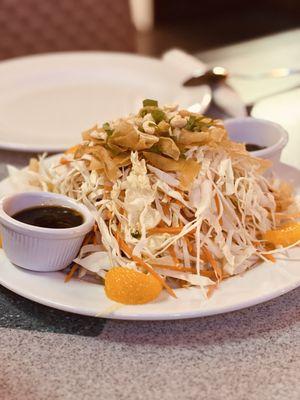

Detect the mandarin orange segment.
[
  {"left": 105, "top": 267, "right": 163, "bottom": 305},
  {"left": 262, "top": 222, "right": 300, "bottom": 247}
]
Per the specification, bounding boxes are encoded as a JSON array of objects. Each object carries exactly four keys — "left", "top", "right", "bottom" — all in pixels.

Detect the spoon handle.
[
  {"left": 246, "top": 83, "right": 300, "bottom": 115},
  {"left": 233, "top": 67, "right": 300, "bottom": 79}
]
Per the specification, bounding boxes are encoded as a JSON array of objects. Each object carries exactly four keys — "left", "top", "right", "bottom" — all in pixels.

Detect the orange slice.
[
  {"left": 105, "top": 267, "right": 163, "bottom": 305},
  {"left": 262, "top": 222, "right": 300, "bottom": 247}
]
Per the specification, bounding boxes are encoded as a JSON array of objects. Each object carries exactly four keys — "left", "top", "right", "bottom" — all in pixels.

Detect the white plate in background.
[{"left": 0, "top": 52, "right": 211, "bottom": 152}]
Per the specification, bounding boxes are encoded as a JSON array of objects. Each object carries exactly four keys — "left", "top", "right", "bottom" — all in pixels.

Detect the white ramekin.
[
  {"left": 224, "top": 117, "right": 289, "bottom": 165},
  {"left": 0, "top": 192, "right": 94, "bottom": 272}
]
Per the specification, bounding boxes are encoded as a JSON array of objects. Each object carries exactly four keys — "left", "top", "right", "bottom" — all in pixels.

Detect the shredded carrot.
[
  {"left": 147, "top": 226, "right": 183, "bottom": 235},
  {"left": 162, "top": 204, "right": 170, "bottom": 219},
  {"left": 151, "top": 262, "right": 218, "bottom": 281},
  {"left": 207, "top": 283, "right": 218, "bottom": 298},
  {"left": 93, "top": 223, "right": 102, "bottom": 238},
  {"left": 103, "top": 210, "right": 113, "bottom": 220},
  {"left": 157, "top": 221, "right": 167, "bottom": 228},
  {"left": 115, "top": 231, "right": 132, "bottom": 258},
  {"left": 0, "top": 235, "right": 2, "bottom": 248},
  {"left": 103, "top": 181, "right": 113, "bottom": 200},
  {"left": 83, "top": 232, "right": 93, "bottom": 246},
  {"left": 104, "top": 181, "right": 113, "bottom": 191},
  {"left": 173, "top": 199, "right": 184, "bottom": 208},
  {"left": 184, "top": 236, "right": 193, "bottom": 253},
  {"left": 118, "top": 190, "right": 125, "bottom": 202},
  {"left": 175, "top": 189, "right": 189, "bottom": 202},
  {"left": 262, "top": 253, "right": 276, "bottom": 263},
  {"left": 116, "top": 232, "right": 176, "bottom": 298},
  {"left": 214, "top": 194, "right": 223, "bottom": 225},
  {"left": 200, "top": 269, "right": 218, "bottom": 280},
  {"left": 132, "top": 255, "right": 177, "bottom": 298},
  {"left": 252, "top": 241, "right": 261, "bottom": 247},
  {"left": 107, "top": 211, "right": 113, "bottom": 219},
  {"left": 64, "top": 263, "right": 79, "bottom": 282},
  {"left": 201, "top": 222, "right": 209, "bottom": 235},
  {"left": 65, "top": 232, "right": 94, "bottom": 282},
  {"left": 202, "top": 246, "right": 222, "bottom": 281},
  {"left": 168, "top": 245, "right": 180, "bottom": 265},
  {"left": 253, "top": 241, "right": 275, "bottom": 256},
  {"left": 187, "top": 229, "right": 196, "bottom": 238},
  {"left": 60, "top": 158, "right": 71, "bottom": 165},
  {"left": 150, "top": 263, "right": 196, "bottom": 273},
  {"left": 92, "top": 234, "right": 98, "bottom": 245}
]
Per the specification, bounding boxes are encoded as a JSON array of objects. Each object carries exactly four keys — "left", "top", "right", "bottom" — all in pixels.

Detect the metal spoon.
[{"left": 183, "top": 66, "right": 300, "bottom": 87}]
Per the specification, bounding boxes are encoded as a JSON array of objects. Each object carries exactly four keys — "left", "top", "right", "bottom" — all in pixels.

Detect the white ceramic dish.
[
  {"left": 0, "top": 162, "right": 299, "bottom": 320},
  {"left": 0, "top": 192, "right": 94, "bottom": 272},
  {"left": 224, "top": 117, "right": 289, "bottom": 165},
  {"left": 0, "top": 52, "right": 211, "bottom": 152}
]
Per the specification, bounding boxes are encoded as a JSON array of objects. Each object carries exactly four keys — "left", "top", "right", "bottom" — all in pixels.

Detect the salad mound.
[{"left": 9, "top": 100, "right": 300, "bottom": 304}]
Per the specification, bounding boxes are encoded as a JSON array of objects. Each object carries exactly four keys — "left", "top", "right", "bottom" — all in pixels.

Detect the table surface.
[{"left": 1, "top": 30, "right": 300, "bottom": 400}]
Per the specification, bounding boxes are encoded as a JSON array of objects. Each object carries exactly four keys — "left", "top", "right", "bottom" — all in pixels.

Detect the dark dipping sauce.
[
  {"left": 12, "top": 205, "right": 84, "bottom": 229},
  {"left": 245, "top": 143, "right": 267, "bottom": 152}
]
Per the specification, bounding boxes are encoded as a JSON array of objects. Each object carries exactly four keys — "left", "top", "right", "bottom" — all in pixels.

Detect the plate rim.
[{"left": 0, "top": 259, "right": 299, "bottom": 320}]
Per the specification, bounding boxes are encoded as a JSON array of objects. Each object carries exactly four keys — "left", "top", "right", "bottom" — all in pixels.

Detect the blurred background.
[{"left": 0, "top": 0, "right": 299, "bottom": 59}]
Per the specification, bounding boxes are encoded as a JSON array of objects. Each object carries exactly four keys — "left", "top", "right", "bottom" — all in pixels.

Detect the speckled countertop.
[
  {"left": 1, "top": 284, "right": 299, "bottom": 400},
  {"left": 1, "top": 35, "right": 300, "bottom": 399}
]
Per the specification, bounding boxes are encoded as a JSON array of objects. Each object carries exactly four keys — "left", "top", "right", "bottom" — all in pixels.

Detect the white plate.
[
  {"left": 251, "top": 88, "right": 300, "bottom": 169},
  {"left": 0, "top": 52, "right": 211, "bottom": 152},
  {"left": 0, "top": 162, "right": 299, "bottom": 320}
]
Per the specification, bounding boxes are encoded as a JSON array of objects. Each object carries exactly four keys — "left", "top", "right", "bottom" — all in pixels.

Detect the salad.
[{"left": 7, "top": 100, "right": 300, "bottom": 304}]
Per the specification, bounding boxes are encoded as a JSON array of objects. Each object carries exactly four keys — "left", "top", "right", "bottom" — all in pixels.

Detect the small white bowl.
[
  {"left": 0, "top": 192, "right": 94, "bottom": 272},
  {"left": 224, "top": 117, "right": 289, "bottom": 164}
]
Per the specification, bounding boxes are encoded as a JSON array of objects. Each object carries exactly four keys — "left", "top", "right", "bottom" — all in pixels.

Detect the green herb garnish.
[
  {"left": 185, "top": 116, "right": 214, "bottom": 132},
  {"left": 131, "top": 231, "right": 141, "bottom": 239},
  {"left": 102, "top": 122, "right": 114, "bottom": 137},
  {"left": 151, "top": 109, "right": 165, "bottom": 124},
  {"left": 143, "top": 99, "right": 158, "bottom": 107},
  {"left": 186, "top": 115, "right": 197, "bottom": 131},
  {"left": 140, "top": 108, "right": 150, "bottom": 118}
]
